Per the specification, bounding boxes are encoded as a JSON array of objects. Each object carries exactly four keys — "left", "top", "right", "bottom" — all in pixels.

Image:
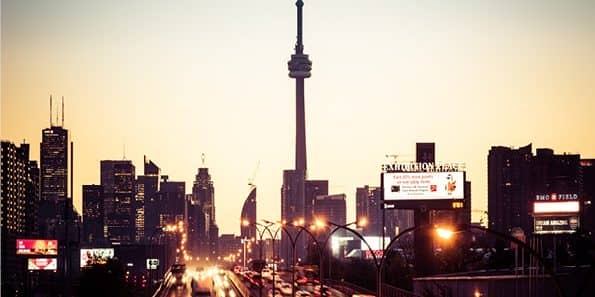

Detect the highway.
[{"left": 154, "top": 266, "right": 244, "bottom": 297}]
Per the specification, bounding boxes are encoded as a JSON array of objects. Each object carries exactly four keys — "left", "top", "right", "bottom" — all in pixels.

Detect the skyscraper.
[
  {"left": 313, "top": 194, "right": 346, "bottom": 226},
  {"left": 1, "top": 141, "right": 35, "bottom": 296},
  {"left": 488, "top": 145, "right": 581, "bottom": 235},
  {"left": 281, "top": 0, "right": 313, "bottom": 268},
  {"left": 25, "top": 160, "right": 40, "bottom": 237},
  {"left": 139, "top": 156, "right": 160, "bottom": 241},
  {"left": 39, "top": 121, "right": 68, "bottom": 238},
  {"left": 101, "top": 160, "right": 136, "bottom": 244},
  {"left": 82, "top": 185, "right": 104, "bottom": 244},
  {"left": 158, "top": 176, "right": 186, "bottom": 226},
  {"left": 305, "top": 180, "right": 328, "bottom": 225},
  {"left": 356, "top": 186, "right": 382, "bottom": 236},
  {"left": 240, "top": 187, "right": 257, "bottom": 240},
  {"left": 191, "top": 167, "right": 218, "bottom": 257},
  {"left": 488, "top": 144, "right": 534, "bottom": 234}
]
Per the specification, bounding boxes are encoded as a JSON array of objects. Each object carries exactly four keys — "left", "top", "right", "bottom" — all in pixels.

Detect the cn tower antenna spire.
[
  {"left": 296, "top": 0, "right": 304, "bottom": 54},
  {"left": 288, "top": 0, "right": 312, "bottom": 173}
]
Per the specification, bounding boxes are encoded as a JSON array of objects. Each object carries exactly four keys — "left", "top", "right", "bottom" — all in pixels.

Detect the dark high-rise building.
[
  {"left": 25, "top": 160, "right": 40, "bottom": 237},
  {"left": 139, "top": 156, "right": 160, "bottom": 241},
  {"left": 356, "top": 186, "right": 382, "bottom": 236},
  {"left": 39, "top": 125, "right": 69, "bottom": 238},
  {"left": 488, "top": 144, "right": 533, "bottom": 234},
  {"left": 101, "top": 160, "right": 136, "bottom": 244},
  {"left": 281, "top": 169, "right": 306, "bottom": 265},
  {"left": 1, "top": 141, "right": 34, "bottom": 296},
  {"left": 240, "top": 187, "right": 257, "bottom": 239},
  {"left": 313, "top": 194, "right": 346, "bottom": 226},
  {"left": 158, "top": 176, "right": 186, "bottom": 226},
  {"left": 581, "top": 159, "right": 595, "bottom": 242},
  {"left": 191, "top": 167, "right": 218, "bottom": 257},
  {"left": 305, "top": 180, "right": 328, "bottom": 225},
  {"left": 82, "top": 185, "right": 104, "bottom": 244},
  {"left": 488, "top": 144, "right": 582, "bottom": 235},
  {"left": 40, "top": 126, "right": 68, "bottom": 202}
]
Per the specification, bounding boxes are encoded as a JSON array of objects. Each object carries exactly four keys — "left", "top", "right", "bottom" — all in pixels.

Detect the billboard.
[
  {"left": 80, "top": 248, "right": 115, "bottom": 267},
  {"left": 16, "top": 239, "right": 58, "bottom": 256},
  {"left": 147, "top": 258, "right": 159, "bottom": 270},
  {"left": 28, "top": 258, "right": 58, "bottom": 270},
  {"left": 534, "top": 215, "right": 579, "bottom": 234},
  {"left": 383, "top": 172, "right": 464, "bottom": 201},
  {"left": 533, "top": 193, "right": 580, "bottom": 214}
]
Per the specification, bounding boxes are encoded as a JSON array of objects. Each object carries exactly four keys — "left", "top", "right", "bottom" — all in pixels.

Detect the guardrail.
[
  {"left": 323, "top": 279, "right": 375, "bottom": 296},
  {"left": 226, "top": 270, "right": 251, "bottom": 297},
  {"left": 381, "top": 284, "right": 420, "bottom": 297}
]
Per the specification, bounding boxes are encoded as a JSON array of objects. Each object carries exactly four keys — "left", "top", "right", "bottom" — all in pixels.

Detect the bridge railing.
[{"left": 226, "top": 271, "right": 250, "bottom": 297}]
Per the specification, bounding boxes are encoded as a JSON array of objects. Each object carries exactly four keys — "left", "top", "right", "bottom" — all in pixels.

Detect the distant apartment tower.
[
  {"left": 101, "top": 160, "right": 136, "bottom": 244},
  {"left": 139, "top": 156, "right": 160, "bottom": 241},
  {"left": 158, "top": 176, "right": 186, "bottom": 226},
  {"left": 488, "top": 144, "right": 581, "bottom": 234},
  {"left": 488, "top": 144, "right": 533, "bottom": 233},
  {"left": 581, "top": 159, "right": 595, "bottom": 242},
  {"left": 82, "top": 185, "right": 104, "bottom": 244},
  {"left": 314, "top": 194, "right": 347, "bottom": 226},
  {"left": 281, "top": 169, "right": 306, "bottom": 265},
  {"left": 305, "top": 180, "right": 328, "bottom": 225},
  {"left": 25, "top": 160, "right": 40, "bottom": 237},
  {"left": 240, "top": 187, "right": 257, "bottom": 239},
  {"left": 356, "top": 186, "right": 382, "bottom": 236},
  {"left": 1, "top": 141, "right": 36, "bottom": 295}
]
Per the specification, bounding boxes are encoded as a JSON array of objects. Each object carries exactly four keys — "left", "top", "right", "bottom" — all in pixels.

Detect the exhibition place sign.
[{"left": 382, "top": 162, "right": 466, "bottom": 173}]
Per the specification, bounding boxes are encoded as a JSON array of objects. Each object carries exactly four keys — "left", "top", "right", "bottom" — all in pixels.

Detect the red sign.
[
  {"left": 364, "top": 250, "right": 384, "bottom": 259},
  {"left": 28, "top": 258, "right": 58, "bottom": 270},
  {"left": 16, "top": 239, "right": 58, "bottom": 255}
]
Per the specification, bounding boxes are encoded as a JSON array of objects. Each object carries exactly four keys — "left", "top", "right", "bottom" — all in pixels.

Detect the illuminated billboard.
[
  {"left": 28, "top": 258, "right": 58, "bottom": 270},
  {"left": 383, "top": 172, "right": 464, "bottom": 201},
  {"left": 147, "top": 258, "right": 159, "bottom": 270},
  {"left": 80, "top": 248, "right": 115, "bottom": 267},
  {"left": 534, "top": 215, "right": 579, "bottom": 234},
  {"left": 16, "top": 239, "right": 58, "bottom": 256},
  {"left": 533, "top": 193, "right": 580, "bottom": 214}
]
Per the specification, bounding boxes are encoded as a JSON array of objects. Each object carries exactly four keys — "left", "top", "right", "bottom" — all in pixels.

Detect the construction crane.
[
  {"left": 248, "top": 161, "right": 260, "bottom": 188},
  {"left": 385, "top": 153, "right": 414, "bottom": 163}
]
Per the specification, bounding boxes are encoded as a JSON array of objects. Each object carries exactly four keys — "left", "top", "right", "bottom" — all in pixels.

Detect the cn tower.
[{"left": 288, "top": 0, "right": 312, "bottom": 173}]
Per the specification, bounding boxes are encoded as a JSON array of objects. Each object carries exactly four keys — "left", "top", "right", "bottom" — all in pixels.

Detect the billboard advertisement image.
[
  {"left": 28, "top": 258, "right": 58, "bottom": 270},
  {"left": 147, "top": 258, "right": 159, "bottom": 270},
  {"left": 383, "top": 172, "right": 464, "bottom": 201},
  {"left": 16, "top": 239, "right": 58, "bottom": 256},
  {"left": 80, "top": 248, "right": 115, "bottom": 267}
]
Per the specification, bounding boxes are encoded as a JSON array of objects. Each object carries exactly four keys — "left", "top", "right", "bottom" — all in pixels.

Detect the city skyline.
[{"left": 3, "top": 0, "right": 595, "bottom": 236}]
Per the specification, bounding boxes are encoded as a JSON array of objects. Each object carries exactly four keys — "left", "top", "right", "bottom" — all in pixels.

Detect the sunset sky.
[{"left": 2, "top": 0, "right": 594, "bottom": 235}]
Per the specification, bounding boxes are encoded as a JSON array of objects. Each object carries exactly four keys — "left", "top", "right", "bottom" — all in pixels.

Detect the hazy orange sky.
[{"left": 2, "top": 0, "right": 594, "bottom": 235}]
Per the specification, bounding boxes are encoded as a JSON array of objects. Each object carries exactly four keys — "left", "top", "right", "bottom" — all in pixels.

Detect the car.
[
  {"left": 313, "top": 285, "right": 331, "bottom": 297},
  {"left": 278, "top": 283, "right": 293, "bottom": 295},
  {"left": 268, "top": 289, "right": 284, "bottom": 297},
  {"left": 296, "top": 290, "right": 312, "bottom": 297},
  {"left": 171, "top": 263, "right": 187, "bottom": 286},
  {"left": 191, "top": 278, "right": 211, "bottom": 297}
]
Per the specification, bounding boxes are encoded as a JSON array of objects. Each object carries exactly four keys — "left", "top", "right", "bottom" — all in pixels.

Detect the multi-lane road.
[{"left": 154, "top": 265, "right": 243, "bottom": 297}]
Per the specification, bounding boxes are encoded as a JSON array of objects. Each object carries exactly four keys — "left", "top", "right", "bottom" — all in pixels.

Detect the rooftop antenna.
[
  {"left": 123, "top": 143, "right": 126, "bottom": 160},
  {"left": 61, "top": 96, "right": 64, "bottom": 127},
  {"left": 55, "top": 100, "right": 59, "bottom": 127},
  {"left": 201, "top": 153, "right": 206, "bottom": 166},
  {"left": 49, "top": 95, "right": 53, "bottom": 126}
]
